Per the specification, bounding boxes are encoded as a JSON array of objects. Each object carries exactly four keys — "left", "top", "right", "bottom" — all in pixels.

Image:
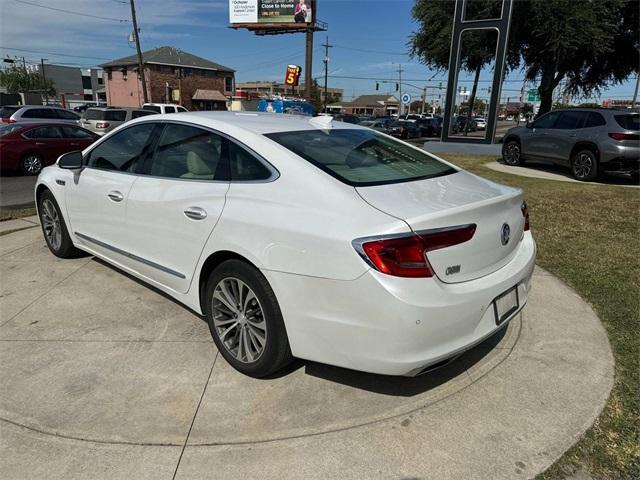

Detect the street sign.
[
  {"left": 527, "top": 88, "right": 540, "bottom": 102},
  {"left": 401, "top": 93, "right": 411, "bottom": 105},
  {"left": 284, "top": 65, "right": 302, "bottom": 86}
]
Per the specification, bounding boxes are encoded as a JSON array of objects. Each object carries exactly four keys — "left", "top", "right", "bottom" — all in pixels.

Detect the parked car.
[
  {"left": 35, "top": 112, "right": 535, "bottom": 378},
  {"left": 0, "top": 105, "right": 81, "bottom": 125},
  {"left": 0, "top": 123, "right": 97, "bottom": 175},
  {"left": 79, "top": 107, "right": 156, "bottom": 136},
  {"left": 388, "top": 120, "right": 421, "bottom": 139},
  {"left": 453, "top": 115, "right": 478, "bottom": 133},
  {"left": 74, "top": 102, "right": 106, "bottom": 113},
  {"left": 415, "top": 118, "right": 442, "bottom": 137},
  {"left": 502, "top": 109, "right": 639, "bottom": 182},
  {"left": 359, "top": 119, "right": 390, "bottom": 133},
  {"left": 474, "top": 116, "right": 487, "bottom": 130},
  {"left": 333, "top": 114, "right": 360, "bottom": 124},
  {"left": 142, "top": 103, "right": 189, "bottom": 114}
]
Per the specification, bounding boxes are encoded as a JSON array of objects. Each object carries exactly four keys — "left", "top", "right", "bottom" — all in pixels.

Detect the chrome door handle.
[
  {"left": 107, "top": 191, "right": 124, "bottom": 202},
  {"left": 184, "top": 206, "right": 207, "bottom": 220}
]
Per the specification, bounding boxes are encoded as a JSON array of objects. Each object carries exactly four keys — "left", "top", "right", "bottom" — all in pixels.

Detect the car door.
[
  {"left": 547, "top": 111, "right": 587, "bottom": 165},
  {"left": 123, "top": 122, "right": 230, "bottom": 293},
  {"left": 22, "top": 125, "right": 69, "bottom": 166},
  {"left": 522, "top": 111, "right": 561, "bottom": 160},
  {"left": 64, "top": 122, "right": 158, "bottom": 262}
]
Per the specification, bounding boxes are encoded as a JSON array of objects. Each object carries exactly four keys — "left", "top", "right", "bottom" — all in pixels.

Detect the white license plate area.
[{"left": 493, "top": 286, "right": 519, "bottom": 325}]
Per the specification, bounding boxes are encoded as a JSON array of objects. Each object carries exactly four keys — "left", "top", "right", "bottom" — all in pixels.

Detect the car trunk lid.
[{"left": 356, "top": 170, "right": 525, "bottom": 283}]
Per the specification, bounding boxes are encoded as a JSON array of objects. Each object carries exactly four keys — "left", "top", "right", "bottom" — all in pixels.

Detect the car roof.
[
  {"left": 88, "top": 106, "right": 148, "bottom": 112},
  {"left": 151, "top": 111, "right": 368, "bottom": 134}
]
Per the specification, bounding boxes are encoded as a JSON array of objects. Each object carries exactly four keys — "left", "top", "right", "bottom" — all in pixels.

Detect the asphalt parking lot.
[{"left": 0, "top": 224, "right": 614, "bottom": 480}]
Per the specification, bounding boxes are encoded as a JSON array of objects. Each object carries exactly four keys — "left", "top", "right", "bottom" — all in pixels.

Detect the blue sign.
[{"left": 401, "top": 93, "right": 411, "bottom": 105}]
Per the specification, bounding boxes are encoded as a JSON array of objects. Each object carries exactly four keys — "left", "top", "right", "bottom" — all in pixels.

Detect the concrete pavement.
[{"left": 0, "top": 228, "right": 614, "bottom": 479}]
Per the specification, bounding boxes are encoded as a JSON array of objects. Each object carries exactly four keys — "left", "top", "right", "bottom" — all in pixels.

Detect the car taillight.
[
  {"left": 521, "top": 201, "right": 530, "bottom": 231},
  {"left": 354, "top": 224, "right": 476, "bottom": 278},
  {"left": 1, "top": 117, "right": 15, "bottom": 123},
  {"left": 609, "top": 132, "right": 639, "bottom": 141},
  {"left": 96, "top": 122, "right": 110, "bottom": 128}
]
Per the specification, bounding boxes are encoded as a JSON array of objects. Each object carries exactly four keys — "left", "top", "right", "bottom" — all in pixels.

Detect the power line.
[
  {"left": 332, "top": 44, "right": 408, "bottom": 56},
  {"left": 13, "top": 0, "right": 129, "bottom": 22},
  {"left": 0, "top": 46, "right": 112, "bottom": 61}
]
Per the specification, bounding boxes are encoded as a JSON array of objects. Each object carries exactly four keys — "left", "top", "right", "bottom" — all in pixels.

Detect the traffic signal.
[{"left": 395, "top": 83, "right": 399, "bottom": 91}]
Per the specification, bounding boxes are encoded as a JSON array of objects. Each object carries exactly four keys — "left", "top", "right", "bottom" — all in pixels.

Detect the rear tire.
[
  {"left": 502, "top": 139, "right": 523, "bottom": 166},
  {"left": 38, "top": 190, "right": 82, "bottom": 258},
  {"left": 630, "top": 171, "right": 639, "bottom": 185},
  {"left": 204, "top": 259, "right": 292, "bottom": 378},
  {"left": 571, "top": 149, "right": 598, "bottom": 181},
  {"left": 21, "top": 153, "right": 43, "bottom": 175}
]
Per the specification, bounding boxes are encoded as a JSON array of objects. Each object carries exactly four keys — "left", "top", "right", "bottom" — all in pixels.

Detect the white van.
[{"left": 142, "top": 103, "right": 188, "bottom": 114}]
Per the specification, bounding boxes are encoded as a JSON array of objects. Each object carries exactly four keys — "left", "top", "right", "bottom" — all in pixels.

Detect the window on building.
[
  {"left": 84, "top": 94, "right": 93, "bottom": 101},
  {"left": 98, "top": 77, "right": 104, "bottom": 85},
  {"left": 82, "top": 76, "right": 92, "bottom": 90},
  {"left": 107, "top": 70, "right": 112, "bottom": 80},
  {"left": 225, "top": 77, "right": 233, "bottom": 92}
]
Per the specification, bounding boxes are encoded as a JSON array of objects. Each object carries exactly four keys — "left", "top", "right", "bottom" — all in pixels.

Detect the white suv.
[{"left": 142, "top": 103, "right": 188, "bottom": 114}]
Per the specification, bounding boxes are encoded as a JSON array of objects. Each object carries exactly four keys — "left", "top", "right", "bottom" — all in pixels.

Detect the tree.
[
  {"left": 410, "top": 0, "right": 638, "bottom": 117},
  {"left": 0, "top": 65, "right": 56, "bottom": 97},
  {"left": 512, "top": 0, "right": 638, "bottom": 115},
  {"left": 306, "top": 79, "right": 323, "bottom": 112}
]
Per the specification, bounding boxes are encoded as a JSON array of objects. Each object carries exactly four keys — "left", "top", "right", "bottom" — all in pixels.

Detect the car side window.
[
  {"left": 23, "top": 109, "right": 53, "bottom": 119},
  {"left": 554, "top": 111, "right": 585, "bottom": 130},
  {"left": 228, "top": 142, "right": 272, "bottom": 181},
  {"left": 60, "top": 126, "right": 94, "bottom": 139},
  {"left": 584, "top": 112, "right": 606, "bottom": 128},
  {"left": 149, "top": 123, "right": 224, "bottom": 180},
  {"left": 87, "top": 123, "right": 155, "bottom": 172},
  {"left": 23, "top": 126, "right": 63, "bottom": 139},
  {"left": 164, "top": 106, "right": 176, "bottom": 113},
  {"left": 177, "top": 106, "right": 188, "bottom": 112},
  {"left": 56, "top": 109, "right": 80, "bottom": 120},
  {"left": 532, "top": 112, "right": 559, "bottom": 129},
  {"left": 131, "top": 110, "right": 155, "bottom": 119}
]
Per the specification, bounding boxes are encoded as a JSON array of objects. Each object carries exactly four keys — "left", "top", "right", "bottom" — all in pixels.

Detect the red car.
[{"left": 0, "top": 123, "right": 97, "bottom": 175}]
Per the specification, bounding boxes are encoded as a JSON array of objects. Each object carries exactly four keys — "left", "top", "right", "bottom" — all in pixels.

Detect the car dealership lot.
[{"left": 0, "top": 226, "right": 613, "bottom": 480}]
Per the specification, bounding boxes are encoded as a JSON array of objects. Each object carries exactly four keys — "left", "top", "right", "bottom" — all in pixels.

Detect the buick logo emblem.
[{"left": 501, "top": 223, "right": 511, "bottom": 246}]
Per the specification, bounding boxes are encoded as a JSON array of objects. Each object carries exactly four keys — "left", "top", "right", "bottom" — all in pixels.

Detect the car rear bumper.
[
  {"left": 600, "top": 143, "right": 640, "bottom": 171},
  {"left": 265, "top": 231, "right": 536, "bottom": 376}
]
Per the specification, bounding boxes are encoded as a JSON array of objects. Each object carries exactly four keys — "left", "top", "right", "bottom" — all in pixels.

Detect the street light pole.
[
  {"left": 322, "top": 36, "right": 332, "bottom": 113},
  {"left": 129, "top": 0, "right": 148, "bottom": 104},
  {"left": 40, "top": 58, "right": 48, "bottom": 104}
]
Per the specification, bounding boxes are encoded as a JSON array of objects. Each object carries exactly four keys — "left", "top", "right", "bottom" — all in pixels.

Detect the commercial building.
[
  {"left": 236, "top": 81, "right": 343, "bottom": 103},
  {"left": 326, "top": 94, "right": 400, "bottom": 117},
  {"left": 31, "top": 64, "right": 104, "bottom": 108},
  {"left": 101, "top": 46, "right": 235, "bottom": 110}
]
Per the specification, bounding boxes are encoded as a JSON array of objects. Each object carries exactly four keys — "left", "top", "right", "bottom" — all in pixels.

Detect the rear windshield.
[
  {"left": 85, "top": 109, "right": 126, "bottom": 121},
  {"left": 143, "top": 105, "right": 162, "bottom": 113},
  {"left": 614, "top": 114, "right": 639, "bottom": 131},
  {"left": 266, "top": 128, "right": 456, "bottom": 186},
  {"left": 0, "top": 107, "right": 20, "bottom": 117}
]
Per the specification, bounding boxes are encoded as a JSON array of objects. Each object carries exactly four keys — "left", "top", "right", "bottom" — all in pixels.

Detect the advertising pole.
[{"left": 305, "top": 26, "right": 313, "bottom": 101}]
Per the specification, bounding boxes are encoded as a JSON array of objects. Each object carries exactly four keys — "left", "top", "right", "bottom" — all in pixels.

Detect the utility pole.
[
  {"left": 129, "top": 0, "right": 148, "bottom": 104},
  {"left": 632, "top": 74, "right": 639, "bottom": 108},
  {"left": 40, "top": 58, "right": 48, "bottom": 104},
  {"left": 397, "top": 63, "right": 403, "bottom": 117},
  {"left": 322, "top": 36, "right": 332, "bottom": 113},
  {"left": 421, "top": 86, "right": 427, "bottom": 114}
]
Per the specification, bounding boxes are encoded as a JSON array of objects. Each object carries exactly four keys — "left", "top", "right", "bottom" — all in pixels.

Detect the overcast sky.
[{"left": 0, "top": 0, "right": 636, "bottom": 102}]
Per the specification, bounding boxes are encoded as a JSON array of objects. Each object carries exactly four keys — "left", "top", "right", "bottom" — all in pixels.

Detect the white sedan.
[{"left": 35, "top": 112, "right": 536, "bottom": 378}]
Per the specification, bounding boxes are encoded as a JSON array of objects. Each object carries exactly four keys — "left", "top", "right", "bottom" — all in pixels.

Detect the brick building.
[{"left": 101, "top": 46, "right": 235, "bottom": 110}]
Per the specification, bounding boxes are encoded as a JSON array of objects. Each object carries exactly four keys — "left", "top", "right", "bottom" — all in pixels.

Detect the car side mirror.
[{"left": 58, "top": 150, "right": 84, "bottom": 169}]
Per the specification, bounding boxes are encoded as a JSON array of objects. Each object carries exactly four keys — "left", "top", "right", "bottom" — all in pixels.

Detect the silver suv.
[
  {"left": 79, "top": 107, "right": 155, "bottom": 136},
  {"left": 0, "top": 105, "right": 81, "bottom": 125},
  {"left": 502, "top": 109, "right": 639, "bottom": 182}
]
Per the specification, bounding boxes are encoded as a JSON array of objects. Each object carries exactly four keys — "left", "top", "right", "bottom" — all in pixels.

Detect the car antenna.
[{"left": 309, "top": 115, "right": 333, "bottom": 132}]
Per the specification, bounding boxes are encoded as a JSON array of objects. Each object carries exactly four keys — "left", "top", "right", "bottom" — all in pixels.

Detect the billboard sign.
[
  {"left": 229, "top": 0, "right": 313, "bottom": 25},
  {"left": 284, "top": 65, "right": 302, "bottom": 86}
]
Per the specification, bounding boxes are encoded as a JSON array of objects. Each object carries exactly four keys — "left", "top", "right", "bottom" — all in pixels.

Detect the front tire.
[
  {"left": 571, "top": 149, "right": 598, "bottom": 181},
  {"left": 21, "top": 153, "right": 43, "bottom": 175},
  {"left": 204, "top": 259, "right": 292, "bottom": 378},
  {"left": 38, "top": 190, "right": 81, "bottom": 258},
  {"left": 502, "top": 140, "right": 523, "bottom": 166}
]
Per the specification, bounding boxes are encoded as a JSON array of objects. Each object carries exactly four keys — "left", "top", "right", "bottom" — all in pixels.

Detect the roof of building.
[
  {"left": 192, "top": 89, "right": 228, "bottom": 102},
  {"left": 101, "top": 46, "right": 235, "bottom": 72}
]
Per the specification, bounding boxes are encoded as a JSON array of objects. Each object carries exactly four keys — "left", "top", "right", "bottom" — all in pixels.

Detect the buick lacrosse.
[{"left": 36, "top": 112, "right": 536, "bottom": 378}]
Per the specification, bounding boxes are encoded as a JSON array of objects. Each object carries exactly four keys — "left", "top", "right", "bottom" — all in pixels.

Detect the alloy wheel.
[
  {"left": 211, "top": 277, "right": 267, "bottom": 363},
  {"left": 503, "top": 143, "right": 520, "bottom": 165},
  {"left": 573, "top": 152, "right": 593, "bottom": 179},
  {"left": 41, "top": 199, "right": 62, "bottom": 250},
  {"left": 23, "top": 155, "right": 43, "bottom": 175}
]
